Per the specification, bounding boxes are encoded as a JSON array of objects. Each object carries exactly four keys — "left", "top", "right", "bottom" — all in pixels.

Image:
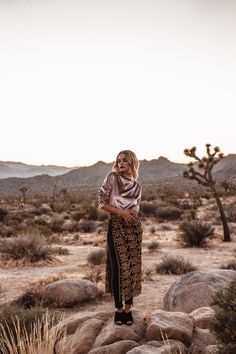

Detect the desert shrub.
[
  {"left": 156, "top": 206, "right": 183, "bottom": 220},
  {"left": 87, "top": 248, "right": 106, "bottom": 265},
  {"left": 0, "top": 208, "right": 8, "bottom": 222},
  {"left": 0, "top": 233, "right": 52, "bottom": 262},
  {"left": 159, "top": 224, "right": 172, "bottom": 231},
  {"left": 71, "top": 209, "right": 84, "bottom": 221},
  {"left": 179, "top": 220, "right": 215, "bottom": 247},
  {"left": 78, "top": 220, "right": 96, "bottom": 233},
  {"left": 51, "top": 246, "right": 70, "bottom": 255},
  {"left": 97, "top": 209, "right": 108, "bottom": 221},
  {"left": 149, "top": 226, "right": 156, "bottom": 234},
  {"left": 210, "top": 280, "right": 236, "bottom": 354},
  {"left": 0, "top": 225, "right": 15, "bottom": 237},
  {"left": 4, "top": 212, "right": 24, "bottom": 226},
  {"left": 50, "top": 217, "right": 64, "bottom": 233},
  {"left": 147, "top": 241, "right": 160, "bottom": 252},
  {"left": 155, "top": 256, "right": 196, "bottom": 275},
  {"left": 224, "top": 203, "right": 236, "bottom": 222},
  {"left": 83, "top": 269, "right": 103, "bottom": 283},
  {"left": 220, "top": 260, "right": 236, "bottom": 270},
  {"left": 139, "top": 202, "right": 158, "bottom": 217},
  {"left": 0, "top": 305, "right": 64, "bottom": 354}
]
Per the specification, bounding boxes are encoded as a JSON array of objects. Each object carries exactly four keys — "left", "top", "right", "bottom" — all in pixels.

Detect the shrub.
[
  {"left": 0, "top": 305, "right": 64, "bottom": 354},
  {"left": 147, "top": 241, "right": 160, "bottom": 252},
  {"left": 139, "top": 202, "right": 158, "bottom": 217},
  {"left": 0, "top": 208, "right": 8, "bottom": 222},
  {"left": 0, "top": 233, "right": 53, "bottom": 262},
  {"left": 149, "top": 226, "right": 156, "bottom": 234},
  {"left": 87, "top": 248, "right": 106, "bottom": 265},
  {"left": 156, "top": 206, "right": 183, "bottom": 220},
  {"left": 50, "top": 217, "right": 64, "bottom": 233},
  {"left": 155, "top": 256, "right": 196, "bottom": 275},
  {"left": 210, "top": 280, "right": 236, "bottom": 354},
  {"left": 179, "top": 220, "right": 214, "bottom": 247},
  {"left": 78, "top": 220, "right": 96, "bottom": 233}
]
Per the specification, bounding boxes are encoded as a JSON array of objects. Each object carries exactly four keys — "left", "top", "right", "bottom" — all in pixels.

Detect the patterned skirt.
[{"left": 106, "top": 213, "right": 143, "bottom": 301}]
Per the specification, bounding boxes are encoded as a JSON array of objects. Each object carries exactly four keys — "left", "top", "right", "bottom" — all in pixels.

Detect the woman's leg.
[
  {"left": 124, "top": 297, "right": 134, "bottom": 325},
  {"left": 107, "top": 221, "right": 124, "bottom": 311}
]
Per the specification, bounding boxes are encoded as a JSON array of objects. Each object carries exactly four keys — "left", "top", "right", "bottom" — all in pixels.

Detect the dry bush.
[
  {"left": 142, "top": 268, "right": 154, "bottom": 281},
  {"left": 156, "top": 206, "right": 183, "bottom": 221},
  {"left": 0, "top": 225, "right": 15, "bottom": 238},
  {"left": 0, "top": 208, "right": 8, "bottom": 222},
  {"left": 155, "top": 256, "right": 196, "bottom": 275},
  {"left": 139, "top": 201, "right": 159, "bottom": 218},
  {"left": 49, "top": 217, "right": 65, "bottom": 233},
  {"left": 147, "top": 241, "right": 160, "bottom": 252},
  {"left": 0, "top": 306, "right": 65, "bottom": 354},
  {"left": 87, "top": 248, "right": 106, "bottom": 265},
  {"left": 149, "top": 226, "right": 156, "bottom": 234},
  {"left": 51, "top": 246, "right": 70, "bottom": 255},
  {"left": 0, "top": 233, "right": 53, "bottom": 263},
  {"left": 83, "top": 269, "right": 104, "bottom": 284},
  {"left": 78, "top": 220, "right": 96, "bottom": 233},
  {"left": 179, "top": 220, "right": 215, "bottom": 247},
  {"left": 224, "top": 203, "right": 236, "bottom": 222}
]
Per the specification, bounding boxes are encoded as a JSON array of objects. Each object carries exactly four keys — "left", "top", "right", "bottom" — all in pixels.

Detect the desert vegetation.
[{"left": 0, "top": 170, "right": 235, "bottom": 353}]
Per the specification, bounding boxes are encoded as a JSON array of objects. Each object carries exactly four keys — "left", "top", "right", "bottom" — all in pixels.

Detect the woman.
[{"left": 98, "top": 150, "right": 143, "bottom": 325}]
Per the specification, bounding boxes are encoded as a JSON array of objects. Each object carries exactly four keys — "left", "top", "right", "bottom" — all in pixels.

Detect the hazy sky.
[{"left": 0, "top": 0, "right": 235, "bottom": 167}]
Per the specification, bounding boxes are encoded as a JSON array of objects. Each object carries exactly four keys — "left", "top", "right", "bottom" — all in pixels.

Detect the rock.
[
  {"left": 55, "top": 311, "right": 111, "bottom": 335},
  {"left": 163, "top": 270, "right": 236, "bottom": 313},
  {"left": 204, "top": 344, "right": 219, "bottom": 353},
  {"left": 190, "top": 328, "right": 218, "bottom": 354},
  {"left": 64, "top": 318, "right": 103, "bottom": 354},
  {"left": 146, "top": 309, "right": 194, "bottom": 345},
  {"left": 39, "top": 278, "right": 97, "bottom": 307},
  {"left": 89, "top": 340, "right": 139, "bottom": 353},
  {"left": 126, "top": 339, "right": 187, "bottom": 353},
  {"left": 189, "top": 307, "right": 215, "bottom": 329},
  {"left": 91, "top": 309, "right": 145, "bottom": 349}
]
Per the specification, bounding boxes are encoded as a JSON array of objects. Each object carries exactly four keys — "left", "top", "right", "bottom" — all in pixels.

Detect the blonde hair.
[{"left": 112, "top": 150, "right": 140, "bottom": 179}]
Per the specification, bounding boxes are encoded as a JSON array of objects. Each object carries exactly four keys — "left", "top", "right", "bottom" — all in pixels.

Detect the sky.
[{"left": 0, "top": 0, "right": 235, "bottom": 167}]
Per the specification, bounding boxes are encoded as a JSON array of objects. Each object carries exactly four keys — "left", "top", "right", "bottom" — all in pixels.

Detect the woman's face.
[{"left": 117, "top": 153, "right": 130, "bottom": 174}]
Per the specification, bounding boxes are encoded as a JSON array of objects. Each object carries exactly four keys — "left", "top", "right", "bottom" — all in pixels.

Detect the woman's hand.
[{"left": 119, "top": 209, "right": 136, "bottom": 224}]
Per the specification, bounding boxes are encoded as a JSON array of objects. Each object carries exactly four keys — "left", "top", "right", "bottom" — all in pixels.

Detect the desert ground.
[{"left": 0, "top": 196, "right": 235, "bottom": 320}]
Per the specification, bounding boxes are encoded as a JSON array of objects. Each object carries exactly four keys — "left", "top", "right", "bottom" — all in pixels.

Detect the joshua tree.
[
  {"left": 19, "top": 186, "right": 28, "bottom": 204},
  {"left": 183, "top": 144, "right": 231, "bottom": 242}
]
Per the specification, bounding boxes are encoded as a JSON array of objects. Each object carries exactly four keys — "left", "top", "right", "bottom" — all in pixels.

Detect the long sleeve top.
[{"left": 98, "top": 171, "right": 142, "bottom": 212}]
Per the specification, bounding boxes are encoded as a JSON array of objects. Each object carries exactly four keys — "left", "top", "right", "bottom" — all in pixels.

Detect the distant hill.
[
  {"left": 0, "top": 155, "right": 235, "bottom": 199},
  {"left": 0, "top": 161, "right": 77, "bottom": 179}
]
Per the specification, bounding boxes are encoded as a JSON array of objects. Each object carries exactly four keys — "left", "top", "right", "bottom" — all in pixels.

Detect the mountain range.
[
  {"left": 0, "top": 155, "right": 235, "bottom": 199},
  {"left": 0, "top": 161, "right": 77, "bottom": 179}
]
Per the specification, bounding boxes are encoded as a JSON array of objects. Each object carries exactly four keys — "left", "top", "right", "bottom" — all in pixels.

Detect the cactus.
[{"left": 183, "top": 144, "right": 231, "bottom": 242}]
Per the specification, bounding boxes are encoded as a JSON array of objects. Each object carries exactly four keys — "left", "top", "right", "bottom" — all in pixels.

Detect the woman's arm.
[{"left": 101, "top": 204, "right": 135, "bottom": 224}]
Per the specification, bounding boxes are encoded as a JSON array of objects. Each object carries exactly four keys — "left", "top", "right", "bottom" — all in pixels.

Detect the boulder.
[
  {"left": 126, "top": 339, "right": 187, "bottom": 353},
  {"left": 189, "top": 307, "right": 215, "bottom": 329},
  {"left": 163, "top": 270, "right": 236, "bottom": 313},
  {"left": 39, "top": 278, "right": 97, "bottom": 307},
  {"left": 146, "top": 309, "right": 194, "bottom": 345},
  {"left": 190, "top": 328, "right": 218, "bottom": 354},
  {"left": 91, "top": 309, "right": 145, "bottom": 349},
  {"left": 89, "top": 340, "right": 139, "bottom": 353}
]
